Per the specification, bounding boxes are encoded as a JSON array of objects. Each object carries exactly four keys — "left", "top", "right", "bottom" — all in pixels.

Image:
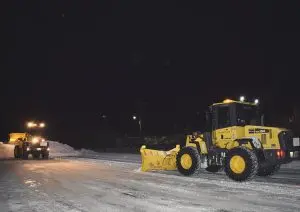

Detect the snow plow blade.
[{"left": 140, "top": 145, "right": 180, "bottom": 172}]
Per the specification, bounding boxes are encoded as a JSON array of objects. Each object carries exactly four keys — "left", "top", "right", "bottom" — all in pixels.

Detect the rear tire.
[
  {"left": 257, "top": 164, "right": 280, "bottom": 176},
  {"left": 176, "top": 146, "right": 201, "bottom": 176},
  {"left": 225, "top": 146, "right": 258, "bottom": 182}
]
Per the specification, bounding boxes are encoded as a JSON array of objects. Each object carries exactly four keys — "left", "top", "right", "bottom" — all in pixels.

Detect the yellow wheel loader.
[
  {"left": 9, "top": 121, "right": 50, "bottom": 159},
  {"left": 140, "top": 98, "right": 300, "bottom": 181}
]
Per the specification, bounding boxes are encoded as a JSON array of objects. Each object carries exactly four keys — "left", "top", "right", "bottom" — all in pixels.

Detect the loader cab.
[
  {"left": 25, "top": 121, "right": 46, "bottom": 137},
  {"left": 202, "top": 99, "right": 262, "bottom": 147},
  {"left": 206, "top": 99, "right": 262, "bottom": 131}
]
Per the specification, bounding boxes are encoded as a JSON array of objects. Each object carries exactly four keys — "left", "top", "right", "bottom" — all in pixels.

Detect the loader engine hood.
[{"left": 244, "top": 125, "right": 297, "bottom": 151}]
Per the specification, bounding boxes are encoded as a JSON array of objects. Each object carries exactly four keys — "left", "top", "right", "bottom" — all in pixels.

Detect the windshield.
[
  {"left": 27, "top": 128, "right": 44, "bottom": 137},
  {"left": 236, "top": 104, "right": 261, "bottom": 126}
]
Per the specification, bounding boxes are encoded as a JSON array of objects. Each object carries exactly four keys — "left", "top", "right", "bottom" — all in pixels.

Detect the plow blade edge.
[{"left": 140, "top": 145, "right": 180, "bottom": 172}]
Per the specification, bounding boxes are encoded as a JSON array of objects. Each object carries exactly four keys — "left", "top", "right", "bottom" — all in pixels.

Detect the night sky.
[{"left": 4, "top": 1, "right": 300, "bottom": 148}]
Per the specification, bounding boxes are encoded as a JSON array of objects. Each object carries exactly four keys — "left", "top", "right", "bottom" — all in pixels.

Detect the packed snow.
[
  {"left": 0, "top": 157, "right": 300, "bottom": 212},
  {"left": 0, "top": 141, "right": 300, "bottom": 211}
]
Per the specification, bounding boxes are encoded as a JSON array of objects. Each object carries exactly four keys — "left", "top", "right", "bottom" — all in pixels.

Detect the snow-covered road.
[{"left": 0, "top": 154, "right": 300, "bottom": 212}]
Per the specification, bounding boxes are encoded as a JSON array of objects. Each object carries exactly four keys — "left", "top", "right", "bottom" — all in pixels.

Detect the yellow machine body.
[
  {"left": 140, "top": 98, "right": 294, "bottom": 174},
  {"left": 186, "top": 126, "right": 284, "bottom": 153}
]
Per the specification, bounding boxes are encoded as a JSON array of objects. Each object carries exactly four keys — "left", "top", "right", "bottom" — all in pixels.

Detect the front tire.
[
  {"left": 225, "top": 146, "right": 258, "bottom": 182},
  {"left": 22, "top": 145, "right": 28, "bottom": 160},
  {"left": 14, "top": 146, "right": 21, "bottom": 159},
  {"left": 257, "top": 164, "right": 280, "bottom": 176},
  {"left": 22, "top": 152, "right": 28, "bottom": 160},
  {"left": 176, "top": 146, "right": 201, "bottom": 176},
  {"left": 42, "top": 151, "right": 49, "bottom": 159},
  {"left": 32, "top": 152, "right": 40, "bottom": 159}
]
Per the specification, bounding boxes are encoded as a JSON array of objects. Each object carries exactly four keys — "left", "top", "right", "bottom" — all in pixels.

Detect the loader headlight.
[
  {"left": 254, "top": 99, "right": 259, "bottom": 104},
  {"left": 240, "top": 96, "right": 245, "bottom": 102},
  {"left": 27, "top": 122, "right": 37, "bottom": 128},
  {"left": 32, "top": 137, "right": 39, "bottom": 144}
]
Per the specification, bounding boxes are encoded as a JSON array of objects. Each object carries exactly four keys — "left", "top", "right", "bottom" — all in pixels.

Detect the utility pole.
[
  {"left": 136, "top": 99, "right": 147, "bottom": 137},
  {"left": 138, "top": 116, "right": 142, "bottom": 137},
  {"left": 133, "top": 115, "right": 142, "bottom": 137}
]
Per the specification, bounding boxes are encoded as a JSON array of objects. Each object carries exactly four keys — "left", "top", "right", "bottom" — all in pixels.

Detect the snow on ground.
[
  {"left": 0, "top": 157, "right": 300, "bottom": 212},
  {"left": 0, "top": 141, "right": 300, "bottom": 211}
]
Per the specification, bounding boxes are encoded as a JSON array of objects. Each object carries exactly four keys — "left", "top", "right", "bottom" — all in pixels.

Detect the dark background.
[{"left": 3, "top": 1, "right": 300, "bottom": 149}]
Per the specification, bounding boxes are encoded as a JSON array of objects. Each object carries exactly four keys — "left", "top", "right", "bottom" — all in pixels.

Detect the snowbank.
[
  {"left": 0, "top": 140, "right": 99, "bottom": 159},
  {"left": 48, "top": 141, "right": 81, "bottom": 157},
  {"left": 48, "top": 141, "right": 98, "bottom": 158},
  {"left": 79, "top": 148, "right": 99, "bottom": 156},
  {"left": 0, "top": 143, "right": 15, "bottom": 159}
]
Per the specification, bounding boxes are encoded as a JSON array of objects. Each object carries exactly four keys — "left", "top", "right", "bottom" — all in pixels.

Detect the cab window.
[{"left": 217, "top": 105, "right": 230, "bottom": 129}]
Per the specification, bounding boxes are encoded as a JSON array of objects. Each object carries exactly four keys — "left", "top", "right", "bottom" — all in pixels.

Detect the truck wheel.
[
  {"left": 22, "top": 150, "right": 28, "bottom": 160},
  {"left": 206, "top": 165, "right": 223, "bottom": 173},
  {"left": 32, "top": 152, "right": 40, "bottom": 159},
  {"left": 22, "top": 153, "right": 28, "bottom": 160},
  {"left": 21, "top": 146, "right": 28, "bottom": 160},
  {"left": 42, "top": 151, "right": 49, "bottom": 159},
  {"left": 257, "top": 164, "right": 280, "bottom": 176},
  {"left": 176, "top": 146, "right": 201, "bottom": 176},
  {"left": 225, "top": 146, "right": 258, "bottom": 182}
]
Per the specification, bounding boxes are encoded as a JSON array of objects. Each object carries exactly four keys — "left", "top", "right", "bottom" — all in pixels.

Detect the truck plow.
[{"left": 140, "top": 145, "right": 180, "bottom": 172}]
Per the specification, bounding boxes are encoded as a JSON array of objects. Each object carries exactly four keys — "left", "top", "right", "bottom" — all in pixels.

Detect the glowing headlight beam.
[{"left": 32, "top": 137, "right": 39, "bottom": 144}]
